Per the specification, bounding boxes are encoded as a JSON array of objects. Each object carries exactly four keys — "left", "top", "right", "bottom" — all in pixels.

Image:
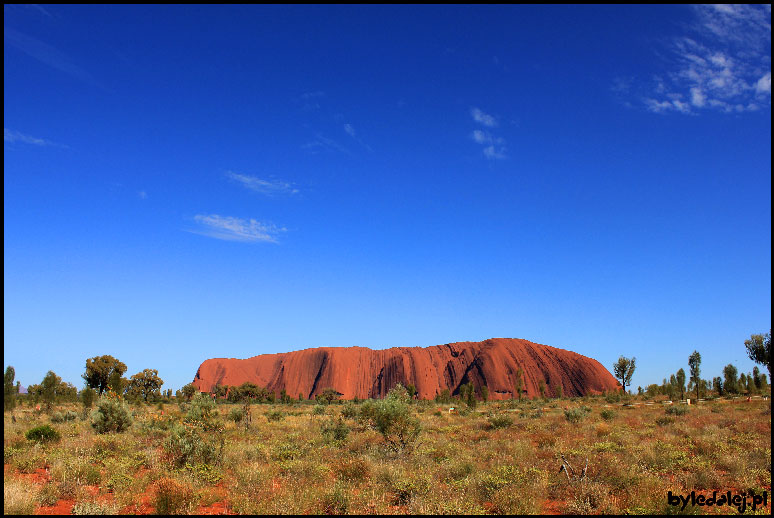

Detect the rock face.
[{"left": 192, "top": 338, "right": 621, "bottom": 400}]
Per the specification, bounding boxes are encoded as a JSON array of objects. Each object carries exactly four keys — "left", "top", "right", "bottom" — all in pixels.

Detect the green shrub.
[
  {"left": 266, "top": 409, "right": 285, "bottom": 422},
  {"left": 665, "top": 405, "right": 689, "bottom": 416},
  {"left": 165, "top": 422, "right": 223, "bottom": 467},
  {"left": 91, "top": 394, "right": 133, "bottom": 433},
  {"left": 564, "top": 407, "right": 590, "bottom": 423},
  {"left": 359, "top": 385, "right": 421, "bottom": 451},
  {"left": 185, "top": 393, "right": 216, "bottom": 424},
  {"left": 600, "top": 409, "right": 617, "bottom": 421},
  {"left": 228, "top": 407, "right": 244, "bottom": 423},
  {"left": 25, "top": 424, "right": 61, "bottom": 443},
  {"left": 487, "top": 414, "right": 514, "bottom": 429},
  {"left": 321, "top": 416, "right": 350, "bottom": 444},
  {"left": 341, "top": 401, "right": 359, "bottom": 419}
]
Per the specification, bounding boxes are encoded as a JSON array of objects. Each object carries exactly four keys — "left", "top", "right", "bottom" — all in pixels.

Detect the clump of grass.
[
  {"left": 72, "top": 500, "right": 120, "bottom": 515},
  {"left": 152, "top": 477, "right": 194, "bottom": 515},
  {"left": 4, "top": 478, "right": 40, "bottom": 515},
  {"left": 655, "top": 416, "right": 674, "bottom": 427},
  {"left": 319, "top": 482, "right": 350, "bottom": 514},
  {"left": 334, "top": 457, "right": 371, "bottom": 482}
]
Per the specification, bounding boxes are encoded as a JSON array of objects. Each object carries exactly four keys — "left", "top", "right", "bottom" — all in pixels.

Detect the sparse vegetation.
[{"left": 4, "top": 369, "right": 771, "bottom": 515}]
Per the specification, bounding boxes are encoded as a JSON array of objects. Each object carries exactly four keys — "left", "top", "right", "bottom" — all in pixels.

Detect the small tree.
[
  {"left": 723, "top": 364, "right": 738, "bottom": 394},
  {"left": 405, "top": 384, "right": 417, "bottom": 400},
  {"left": 316, "top": 388, "right": 341, "bottom": 405},
  {"left": 127, "top": 369, "right": 164, "bottom": 402},
  {"left": 4, "top": 366, "right": 17, "bottom": 412},
  {"left": 554, "top": 382, "right": 564, "bottom": 399},
  {"left": 744, "top": 330, "right": 771, "bottom": 380},
  {"left": 688, "top": 351, "right": 701, "bottom": 401},
  {"left": 514, "top": 368, "right": 525, "bottom": 401},
  {"left": 83, "top": 355, "right": 127, "bottom": 396},
  {"left": 676, "top": 368, "right": 686, "bottom": 400},
  {"left": 538, "top": 379, "right": 546, "bottom": 399},
  {"left": 713, "top": 377, "right": 723, "bottom": 397},
  {"left": 80, "top": 387, "right": 97, "bottom": 409},
  {"left": 435, "top": 388, "right": 452, "bottom": 404},
  {"left": 480, "top": 385, "right": 489, "bottom": 402},
  {"left": 181, "top": 383, "right": 197, "bottom": 401},
  {"left": 752, "top": 367, "right": 762, "bottom": 392},
  {"left": 40, "top": 371, "right": 62, "bottom": 411},
  {"left": 612, "top": 356, "right": 636, "bottom": 394}
]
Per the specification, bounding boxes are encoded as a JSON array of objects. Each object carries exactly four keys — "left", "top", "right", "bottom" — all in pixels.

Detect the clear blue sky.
[{"left": 4, "top": 5, "right": 771, "bottom": 393}]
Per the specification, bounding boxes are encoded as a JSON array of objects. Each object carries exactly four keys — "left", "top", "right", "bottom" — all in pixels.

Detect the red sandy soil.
[{"left": 193, "top": 337, "right": 620, "bottom": 400}]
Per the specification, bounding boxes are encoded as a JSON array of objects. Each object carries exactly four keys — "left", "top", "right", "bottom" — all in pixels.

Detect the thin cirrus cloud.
[
  {"left": 189, "top": 214, "right": 286, "bottom": 243},
  {"left": 470, "top": 109, "right": 507, "bottom": 159},
  {"left": 225, "top": 171, "right": 298, "bottom": 195},
  {"left": 4, "top": 128, "right": 67, "bottom": 148},
  {"left": 4, "top": 27, "right": 100, "bottom": 88},
  {"left": 471, "top": 107, "right": 498, "bottom": 127},
  {"left": 640, "top": 4, "right": 771, "bottom": 114}
]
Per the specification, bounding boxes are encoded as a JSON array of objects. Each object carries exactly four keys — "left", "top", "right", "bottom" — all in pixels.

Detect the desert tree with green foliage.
[
  {"left": 83, "top": 355, "right": 127, "bottom": 395},
  {"left": 713, "top": 377, "right": 723, "bottom": 396},
  {"left": 4, "top": 366, "right": 17, "bottom": 412},
  {"left": 612, "top": 356, "right": 636, "bottom": 394},
  {"left": 688, "top": 350, "right": 701, "bottom": 400},
  {"left": 675, "top": 368, "right": 686, "bottom": 400},
  {"left": 126, "top": 368, "right": 164, "bottom": 402},
  {"left": 514, "top": 368, "right": 525, "bottom": 400},
  {"left": 181, "top": 382, "right": 198, "bottom": 401},
  {"left": 744, "top": 330, "right": 771, "bottom": 379},
  {"left": 316, "top": 387, "right": 341, "bottom": 405},
  {"left": 79, "top": 387, "right": 96, "bottom": 409},
  {"left": 723, "top": 364, "right": 738, "bottom": 394}
]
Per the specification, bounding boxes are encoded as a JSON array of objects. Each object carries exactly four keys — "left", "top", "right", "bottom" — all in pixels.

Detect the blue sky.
[{"left": 4, "top": 5, "right": 771, "bottom": 394}]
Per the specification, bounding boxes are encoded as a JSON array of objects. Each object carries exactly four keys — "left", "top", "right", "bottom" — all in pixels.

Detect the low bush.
[
  {"left": 359, "top": 385, "right": 421, "bottom": 451},
  {"left": 564, "top": 407, "right": 591, "bottom": 423},
  {"left": 487, "top": 414, "right": 514, "bottom": 429},
  {"left": 266, "top": 409, "right": 285, "bottom": 422},
  {"left": 665, "top": 405, "right": 689, "bottom": 416},
  {"left": 321, "top": 416, "right": 350, "bottom": 444},
  {"left": 91, "top": 394, "right": 133, "bottom": 433},
  {"left": 600, "top": 409, "right": 617, "bottom": 421},
  {"left": 228, "top": 407, "right": 244, "bottom": 423},
  {"left": 25, "top": 424, "right": 61, "bottom": 443}
]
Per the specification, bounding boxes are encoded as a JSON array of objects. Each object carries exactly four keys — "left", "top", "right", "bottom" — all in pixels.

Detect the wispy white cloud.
[
  {"left": 302, "top": 133, "right": 350, "bottom": 154},
  {"left": 639, "top": 4, "right": 770, "bottom": 114},
  {"left": 225, "top": 171, "right": 298, "bottom": 195},
  {"left": 471, "top": 107, "right": 498, "bottom": 127},
  {"left": 4, "top": 27, "right": 100, "bottom": 87},
  {"left": 188, "top": 214, "right": 286, "bottom": 243},
  {"left": 344, "top": 123, "right": 356, "bottom": 137},
  {"left": 138, "top": 190, "right": 148, "bottom": 200},
  {"left": 470, "top": 114, "right": 507, "bottom": 159},
  {"left": 4, "top": 128, "right": 67, "bottom": 148}
]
